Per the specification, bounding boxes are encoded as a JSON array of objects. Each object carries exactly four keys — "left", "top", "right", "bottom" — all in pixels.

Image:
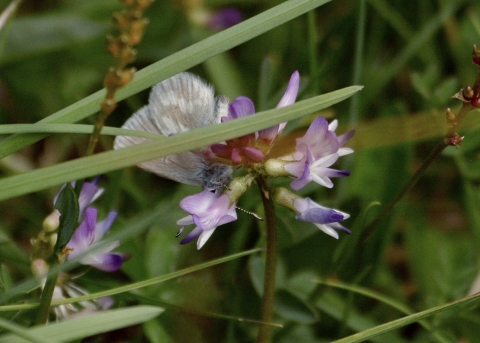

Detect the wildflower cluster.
[
  {"left": 175, "top": 71, "right": 355, "bottom": 249},
  {"left": 32, "top": 179, "right": 128, "bottom": 319}
]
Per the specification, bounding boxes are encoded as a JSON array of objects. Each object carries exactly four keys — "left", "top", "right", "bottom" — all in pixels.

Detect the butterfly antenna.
[
  {"left": 236, "top": 206, "right": 263, "bottom": 221},
  {"left": 175, "top": 226, "right": 184, "bottom": 237}
]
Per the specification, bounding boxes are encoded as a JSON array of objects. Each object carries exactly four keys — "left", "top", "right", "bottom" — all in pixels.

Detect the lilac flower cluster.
[{"left": 177, "top": 71, "right": 355, "bottom": 248}]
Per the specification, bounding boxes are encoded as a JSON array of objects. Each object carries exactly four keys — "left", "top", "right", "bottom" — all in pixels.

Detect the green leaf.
[
  {"left": 0, "top": 318, "right": 57, "bottom": 343},
  {"left": 53, "top": 183, "right": 79, "bottom": 252},
  {"left": 0, "top": 86, "right": 362, "bottom": 202},
  {"left": 0, "top": 248, "right": 263, "bottom": 312},
  {"left": 0, "top": 306, "right": 163, "bottom": 343},
  {"left": 0, "top": 0, "right": 331, "bottom": 159},
  {"left": 330, "top": 294, "right": 480, "bottom": 343},
  {"left": 274, "top": 289, "right": 318, "bottom": 324},
  {"left": 0, "top": 265, "right": 12, "bottom": 292}
]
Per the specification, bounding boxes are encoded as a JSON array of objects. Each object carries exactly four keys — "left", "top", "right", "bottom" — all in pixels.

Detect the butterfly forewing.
[
  {"left": 148, "top": 73, "right": 219, "bottom": 135},
  {"left": 114, "top": 72, "right": 232, "bottom": 191}
]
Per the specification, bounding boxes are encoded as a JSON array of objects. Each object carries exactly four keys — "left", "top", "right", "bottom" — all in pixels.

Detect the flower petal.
[
  {"left": 180, "top": 226, "right": 202, "bottom": 245},
  {"left": 197, "top": 228, "right": 216, "bottom": 249},
  {"left": 88, "top": 253, "right": 126, "bottom": 272},
  {"left": 229, "top": 96, "right": 255, "bottom": 119}
]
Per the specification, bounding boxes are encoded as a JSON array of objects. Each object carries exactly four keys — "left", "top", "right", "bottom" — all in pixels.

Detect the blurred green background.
[{"left": 1, "top": 0, "right": 480, "bottom": 342}]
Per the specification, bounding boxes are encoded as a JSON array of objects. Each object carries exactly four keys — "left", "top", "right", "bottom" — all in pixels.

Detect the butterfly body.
[{"left": 114, "top": 73, "right": 232, "bottom": 192}]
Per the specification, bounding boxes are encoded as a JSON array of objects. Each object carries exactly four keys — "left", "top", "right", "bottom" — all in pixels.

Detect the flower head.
[
  {"left": 285, "top": 116, "right": 354, "bottom": 190},
  {"left": 293, "top": 197, "right": 351, "bottom": 239},
  {"left": 210, "top": 71, "right": 300, "bottom": 166},
  {"left": 177, "top": 189, "right": 237, "bottom": 249},
  {"left": 66, "top": 207, "right": 128, "bottom": 272}
]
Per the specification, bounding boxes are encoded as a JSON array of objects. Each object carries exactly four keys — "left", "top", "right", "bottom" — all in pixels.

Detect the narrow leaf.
[
  {"left": 0, "top": 306, "right": 163, "bottom": 343},
  {"left": 53, "top": 183, "right": 79, "bottom": 252},
  {"left": 0, "top": 86, "right": 362, "bottom": 202},
  {"left": 331, "top": 294, "right": 480, "bottom": 343},
  {"left": 0, "top": 0, "right": 331, "bottom": 158}
]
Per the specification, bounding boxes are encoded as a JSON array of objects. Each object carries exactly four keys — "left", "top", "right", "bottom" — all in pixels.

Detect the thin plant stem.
[
  {"left": 256, "top": 176, "right": 278, "bottom": 343},
  {"left": 363, "top": 102, "right": 473, "bottom": 240}
]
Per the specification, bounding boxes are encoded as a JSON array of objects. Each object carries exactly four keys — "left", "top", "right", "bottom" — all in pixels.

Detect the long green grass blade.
[
  {"left": 0, "top": 86, "right": 361, "bottom": 202},
  {"left": 0, "top": 318, "right": 57, "bottom": 343},
  {"left": 0, "top": 306, "right": 163, "bottom": 343},
  {"left": 331, "top": 293, "right": 480, "bottom": 343},
  {"left": 0, "top": 124, "right": 164, "bottom": 139},
  {"left": 316, "top": 279, "right": 451, "bottom": 343},
  {"left": 0, "top": 248, "right": 262, "bottom": 312},
  {"left": 0, "top": 0, "right": 331, "bottom": 159}
]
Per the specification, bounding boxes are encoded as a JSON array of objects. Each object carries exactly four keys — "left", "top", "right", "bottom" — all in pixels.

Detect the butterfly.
[{"left": 114, "top": 72, "right": 233, "bottom": 192}]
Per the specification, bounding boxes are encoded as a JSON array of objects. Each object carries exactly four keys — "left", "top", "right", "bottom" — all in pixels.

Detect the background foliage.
[{"left": 1, "top": 0, "right": 480, "bottom": 342}]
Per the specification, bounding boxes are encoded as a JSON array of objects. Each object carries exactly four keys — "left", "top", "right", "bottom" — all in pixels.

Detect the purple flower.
[
  {"left": 45, "top": 179, "right": 104, "bottom": 233},
  {"left": 285, "top": 116, "right": 354, "bottom": 190},
  {"left": 177, "top": 189, "right": 237, "bottom": 249},
  {"left": 258, "top": 70, "right": 300, "bottom": 143},
  {"left": 66, "top": 208, "right": 128, "bottom": 272},
  {"left": 293, "top": 197, "right": 351, "bottom": 239},
  {"left": 210, "top": 71, "right": 300, "bottom": 165},
  {"left": 207, "top": 7, "right": 243, "bottom": 30}
]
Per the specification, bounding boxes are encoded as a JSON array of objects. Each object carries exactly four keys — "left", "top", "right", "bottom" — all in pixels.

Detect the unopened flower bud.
[
  {"left": 272, "top": 187, "right": 301, "bottom": 212},
  {"left": 463, "top": 86, "right": 474, "bottom": 100},
  {"left": 446, "top": 108, "right": 456, "bottom": 123},
  {"left": 264, "top": 158, "right": 293, "bottom": 177},
  {"left": 225, "top": 174, "right": 255, "bottom": 205},
  {"left": 448, "top": 134, "right": 464, "bottom": 147},
  {"left": 473, "top": 44, "right": 480, "bottom": 67}
]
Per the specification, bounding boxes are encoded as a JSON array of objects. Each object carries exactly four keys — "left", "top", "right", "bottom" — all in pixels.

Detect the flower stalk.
[
  {"left": 85, "top": 0, "right": 154, "bottom": 156},
  {"left": 256, "top": 175, "right": 278, "bottom": 343},
  {"left": 364, "top": 45, "right": 480, "bottom": 240}
]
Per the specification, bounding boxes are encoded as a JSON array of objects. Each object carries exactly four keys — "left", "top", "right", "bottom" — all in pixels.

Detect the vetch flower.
[
  {"left": 207, "top": 7, "right": 243, "bottom": 30},
  {"left": 66, "top": 207, "right": 128, "bottom": 272},
  {"left": 31, "top": 259, "right": 113, "bottom": 321},
  {"left": 177, "top": 189, "right": 237, "bottom": 249},
  {"left": 293, "top": 197, "right": 351, "bottom": 239},
  {"left": 257, "top": 70, "right": 300, "bottom": 145},
  {"left": 51, "top": 280, "right": 114, "bottom": 321},
  {"left": 210, "top": 71, "right": 300, "bottom": 165},
  {"left": 285, "top": 116, "right": 354, "bottom": 190},
  {"left": 45, "top": 179, "right": 104, "bottom": 232}
]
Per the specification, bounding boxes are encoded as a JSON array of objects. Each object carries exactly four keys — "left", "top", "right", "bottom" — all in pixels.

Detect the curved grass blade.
[
  {"left": 316, "top": 279, "right": 451, "bottom": 343},
  {"left": 330, "top": 293, "right": 480, "bottom": 343},
  {"left": 0, "top": 248, "right": 263, "bottom": 312},
  {"left": 0, "top": 306, "right": 163, "bottom": 343},
  {"left": 0, "top": 86, "right": 362, "bottom": 202},
  {"left": 0, "top": 0, "right": 331, "bottom": 159}
]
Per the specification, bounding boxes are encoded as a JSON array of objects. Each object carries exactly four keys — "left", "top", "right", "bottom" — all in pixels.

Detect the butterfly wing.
[
  {"left": 113, "top": 73, "right": 230, "bottom": 188},
  {"left": 147, "top": 72, "right": 221, "bottom": 135}
]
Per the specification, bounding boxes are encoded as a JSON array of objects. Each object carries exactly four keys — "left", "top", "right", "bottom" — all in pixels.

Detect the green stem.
[
  {"left": 256, "top": 176, "right": 278, "bottom": 343},
  {"left": 85, "top": 112, "right": 108, "bottom": 156},
  {"left": 35, "top": 254, "right": 59, "bottom": 324},
  {"left": 363, "top": 102, "right": 472, "bottom": 240}
]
